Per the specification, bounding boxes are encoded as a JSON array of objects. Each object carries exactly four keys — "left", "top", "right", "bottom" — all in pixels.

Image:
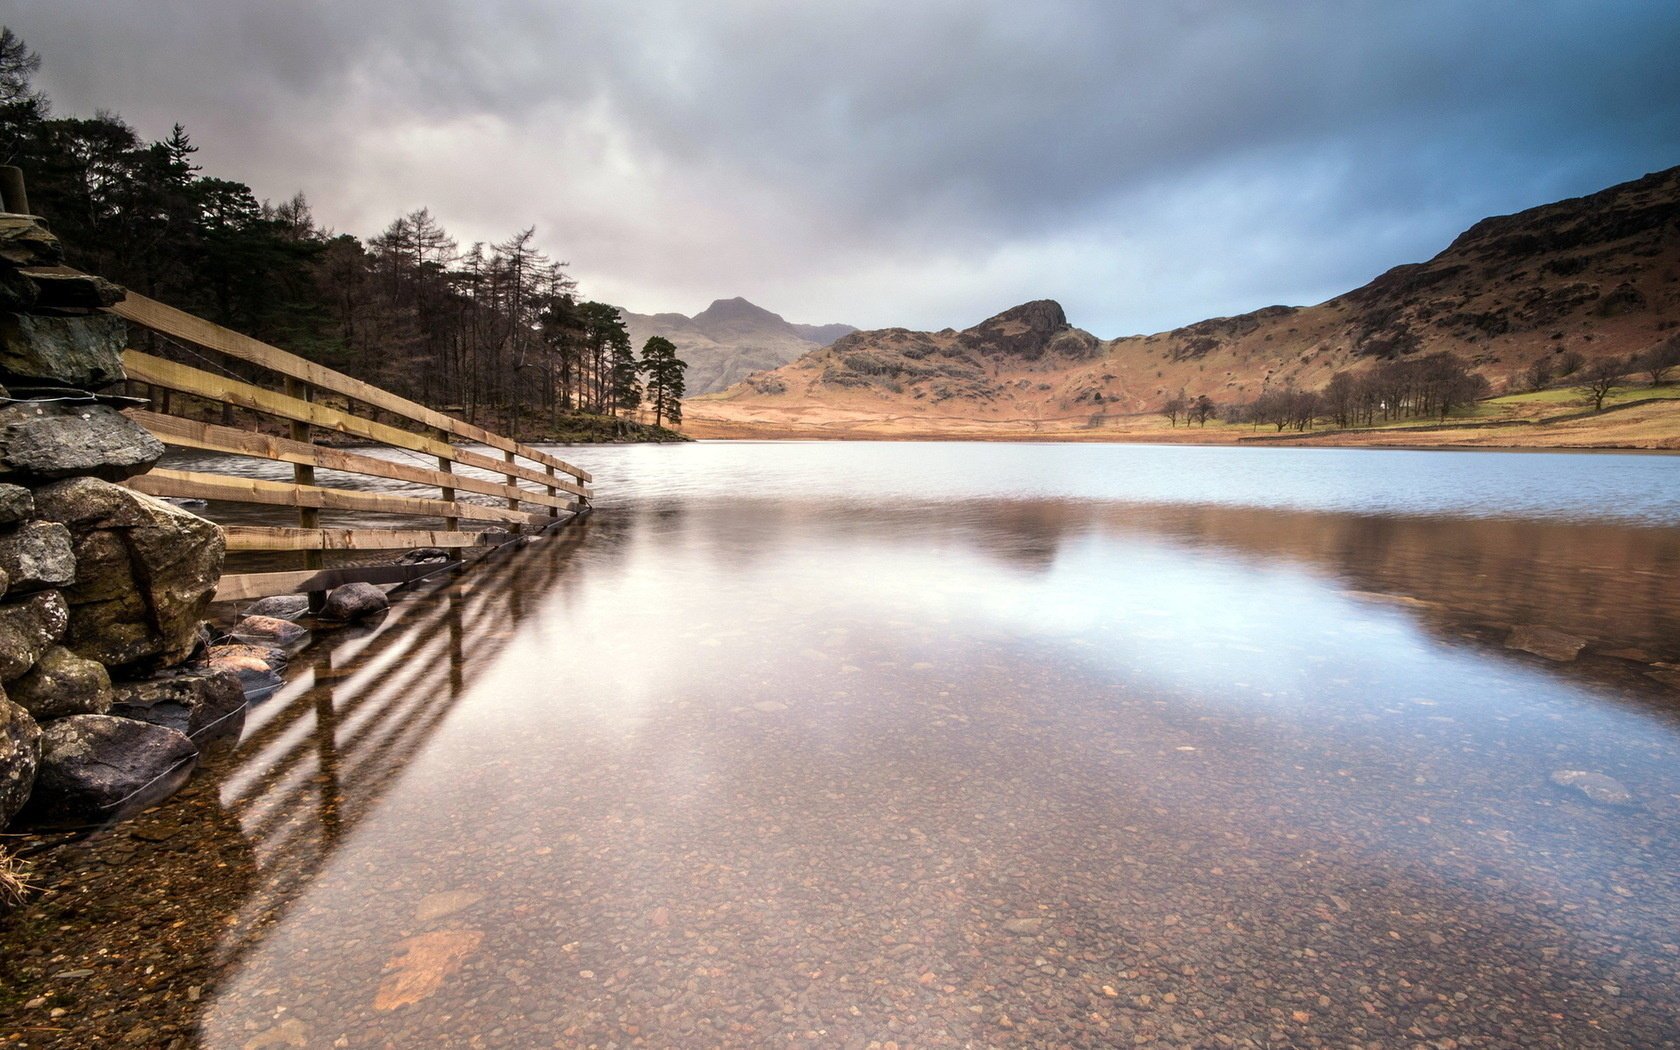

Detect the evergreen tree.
[{"left": 640, "top": 336, "right": 686, "bottom": 427}]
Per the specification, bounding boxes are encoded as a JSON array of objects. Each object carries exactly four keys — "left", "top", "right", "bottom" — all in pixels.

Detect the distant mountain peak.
[{"left": 694, "top": 297, "right": 786, "bottom": 326}]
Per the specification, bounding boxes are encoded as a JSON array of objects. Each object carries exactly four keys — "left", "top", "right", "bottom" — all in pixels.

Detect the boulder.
[
  {"left": 320, "top": 582, "right": 389, "bottom": 622},
  {"left": 0, "top": 697, "right": 40, "bottom": 828},
  {"left": 0, "top": 591, "right": 68, "bottom": 681},
  {"left": 19, "top": 270, "right": 125, "bottom": 309},
  {"left": 201, "top": 644, "right": 286, "bottom": 702},
  {"left": 0, "top": 264, "right": 37, "bottom": 311},
  {"left": 111, "top": 668, "right": 244, "bottom": 738},
  {"left": 1506, "top": 625, "right": 1588, "bottom": 663},
  {"left": 0, "top": 483, "right": 33, "bottom": 525},
  {"left": 242, "top": 594, "right": 310, "bottom": 622},
  {"left": 1550, "top": 769, "right": 1635, "bottom": 807},
  {"left": 27, "top": 714, "right": 197, "bottom": 824},
  {"left": 227, "top": 614, "right": 308, "bottom": 648},
  {"left": 8, "top": 646, "right": 112, "bottom": 720},
  {"left": 0, "top": 312, "right": 127, "bottom": 389},
  {"left": 32, "top": 478, "right": 224, "bottom": 669},
  {"left": 0, "top": 215, "right": 63, "bottom": 268},
  {"left": 0, "top": 520, "right": 75, "bottom": 592},
  {"left": 0, "top": 402, "right": 165, "bottom": 482},
  {"left": 397, "top": 547, "right": 452, "bottom": 565}
]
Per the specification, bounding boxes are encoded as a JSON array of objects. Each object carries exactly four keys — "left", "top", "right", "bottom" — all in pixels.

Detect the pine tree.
[{"left": 640, "top": 336, "right": 686, "bottom": 427}]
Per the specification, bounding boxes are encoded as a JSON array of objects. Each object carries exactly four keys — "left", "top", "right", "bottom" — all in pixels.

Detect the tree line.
[{"left": 0, "top": 27, "right": 683, "bottom": 437}]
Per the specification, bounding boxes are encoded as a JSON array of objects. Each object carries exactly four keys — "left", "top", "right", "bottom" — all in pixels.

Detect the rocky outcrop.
[
  {"left": 0, "top": 697, "right": 38, "bottom": 827},
  {"left": 110, "top": 668, "right": 243, "bottom": 738},
  {"left": 34, "top": 477, "right": 224, "bottom": 670},
  {"left": 27, "top": 714, "right": 197, "bottom": 824},
  {"left": 9, "top": 646, "right": 112, "bottom": 721},
  {"left": 320, "top": 582, "right": 390, "bottom": 622},
  {"left": 0, "top": 402, "right": 164, "bottom": 482}
]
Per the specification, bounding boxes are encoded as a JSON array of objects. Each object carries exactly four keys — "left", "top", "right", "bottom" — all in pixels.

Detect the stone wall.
[{"left": 0, "top": 214, "right": 230, "bottom": 829}]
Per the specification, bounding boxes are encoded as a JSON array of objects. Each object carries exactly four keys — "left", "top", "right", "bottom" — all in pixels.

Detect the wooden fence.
[{"left": 101, "top": 288, "right": 592, "bottom": 604}]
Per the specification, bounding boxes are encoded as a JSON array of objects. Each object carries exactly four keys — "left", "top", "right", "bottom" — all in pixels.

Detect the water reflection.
[{"left": 3, "top": 446, "right": 1680, "bottom": 1047}]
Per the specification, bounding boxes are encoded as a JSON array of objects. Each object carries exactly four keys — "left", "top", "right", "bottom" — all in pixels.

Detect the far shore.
[{"left": 679, "top": 394, "right": 1680, "bottom": 453}]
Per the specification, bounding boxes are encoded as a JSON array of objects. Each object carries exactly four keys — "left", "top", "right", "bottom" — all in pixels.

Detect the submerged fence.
[{"left": 99, "top": 287, "right": 592, "bottom": 603}]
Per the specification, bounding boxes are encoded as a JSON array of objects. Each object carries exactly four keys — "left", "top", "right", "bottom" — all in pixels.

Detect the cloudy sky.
[{"left": 6, "top": 1, "right": 1678, "bottom": 336}]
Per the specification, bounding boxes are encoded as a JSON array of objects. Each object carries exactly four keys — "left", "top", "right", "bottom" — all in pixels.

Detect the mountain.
[
  {"left": 689, "top": 165, "right": 1680, "bottom": 435},
  {"left": 618, "top": 297, "right": 855, "bottom": 395}
]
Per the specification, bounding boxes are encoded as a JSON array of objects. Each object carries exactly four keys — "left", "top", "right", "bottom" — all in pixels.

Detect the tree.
[
  {"left": 640, "top": 336, "right": 686, "bottom": 427},
  {"left": 1160, "top": 389, "right": 1187, "bottom": 427},
  {"left": 1638, "top": 335, "right": 1680, "bottom": 387},
  {"left": 1189, "top": 394, "right": 1216, "bottom": 427},
  {"left": 1578, "top": 357, "right": 1625, "bottom": 412},
  {"left": 609, "top": 326, "right": 642, "bottom": 414}
]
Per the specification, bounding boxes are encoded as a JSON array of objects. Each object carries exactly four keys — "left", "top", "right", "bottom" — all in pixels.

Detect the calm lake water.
[{"left": 4, "top": 442, "right": 1680, "bottom": 1048}]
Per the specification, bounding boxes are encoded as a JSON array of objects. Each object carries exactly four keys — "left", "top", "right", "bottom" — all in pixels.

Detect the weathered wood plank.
[
  {"left": 213, "top": 563, "right": 455, "bottom": 602},
  {"left": 124, "top": 353, "right": 589, "bottom": 497},
  {"left": 130, "top": 467, "right": 550, "bottom": 528},
  {"left": 224, "top": 525, "right": 507, "bottom": 552},
  {"left": 128, "top": 411, "right": 583, "bottom": 508},
  {"left": 110, "top": 291, "right": 592, "bottom": 483}
]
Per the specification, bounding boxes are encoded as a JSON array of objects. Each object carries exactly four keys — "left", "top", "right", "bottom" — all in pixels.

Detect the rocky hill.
[
  {"left": 619, "top": 297, "right": 854, "bottom": 395},
  {"left": 691, "top": 165, "right": 1680, "bottom": 430}
]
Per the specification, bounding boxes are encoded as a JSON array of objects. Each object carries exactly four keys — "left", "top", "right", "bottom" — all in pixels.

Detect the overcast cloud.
[{"left": 4, "top": 1, "right": 1678, "bottom": 335}]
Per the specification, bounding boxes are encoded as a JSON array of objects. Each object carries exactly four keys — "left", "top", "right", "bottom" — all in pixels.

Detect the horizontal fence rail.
[{"left": 99, "top": 283, "right": 592, "bottom": 603}]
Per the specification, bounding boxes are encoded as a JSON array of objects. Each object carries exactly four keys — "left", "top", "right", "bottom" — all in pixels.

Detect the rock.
[
  {"left": 0, "top": 591, "right": 68, "bottom": 681},
  {"left": 1506, "top": 625, "right": 1588, "bottom": 662},
  {"left": 0, "top": 697, "right": 40, "bottom": 827},
  {"left": 397, "top": 547, "right": 451, "bottom": 565},
  {"left": 1002, "top": 917, "right": 1045, "bottom": 936},
  {"left": 1648, "top": 668, "right": 1680, "bottom": 691},
  {"left": 0, "top": 312, "right": 126, "bottom": 389},
  {"left": 27, "top": 715, "right": 197, "bottom": 824},
  {"left": 228, "top": 614, "right": 309, "bottom": 648},
  {"left": 0, "top": 483, "right": 33, "bottom": 525},
  {"left": 0, "top": 402, "right": 164, "bottom": 482},
  {"left": 201, "top": 644, "right": 286, "bottom": 701},
  {"left": 320, "top": 582, "right": 389, "bottom": 622},
  {"left": 0, "top": 215, "right": 63, "bottom": 268},
  {"left": 1550, "top": 769, "right": 1635, "bottom": 807},
  {"left": 8, "top": 646, "right": 111, "bottom": 720},
  {"left": 32, "top": 478, "right": 224, "bottom": 669},
  {"left": 18, "top": 269, "right": 125, "bottom": 309},
  {"left": 0, "top": 521, "right": 74, "bottom": 592},
  {"left": 111, "top": 668, "right": 244, "bottom": 738},
  {"left": 0, "top": 264, "right": 37, "bottom": 311},
  {"left": 242, "top": 594, "right": 310, "bottom": 622}
]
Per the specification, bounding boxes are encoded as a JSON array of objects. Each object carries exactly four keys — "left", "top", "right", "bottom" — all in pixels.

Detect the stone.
[
  {"left": 201, "top": 644, "right": 286, "bottom": 701},
  {"left": 0, "top": 483, "right": 33, "bottom": 525},
  {"left": 32, "top": 478, "right": 224, "bottom": 669},
  {"left": 0, "top": 264, "right": 38, "bottom": 311},
  {"left": 0, "top": 521, "right": 75, "bottom": 592},
  {"left": 0, "top": 402, "right": 165, "bottom": 482},
  {"left": 1002, "top": 917, "right": 1045, "bottom": 935},
  {"left": 397, "top": 547, "right": 451, "bottom": 565},
  {"left": 0, "top": 591, "right": 69, "bottom": 681},
  {"left": 320, "top": 582, "right": 389, "bottom": 622},
  {"left": 1550, "top": 769, "right": 1635, "bottom": 807},
  {"left": 0, "top": 215, "right": 63, "bottom": 268},
  {"left": 228, "top": 614, "right": 309, "bottom": 648},
  {"left": 0, "top": 312, "right": 127, "bottom": 389},
  {"left": 111, "top": 668, "right": 244, "bottom": 738},
  {"left": 27, "top": 714, "right": 197, "bottom": 824},
  {"left": 18, "top": 270, "right": 125, "bottom": 309},
  {"left": 0, "top": 697, "right": 40, "bottom": 827},
  {"left": 8, "top": 646, "right": 111, "bottom": 721},
  {"left": 242, "top": 594, "right": 310, "bottom": 622},
  {"left": 1506, "top": 624, "right": 1588, "bottom": 662}
]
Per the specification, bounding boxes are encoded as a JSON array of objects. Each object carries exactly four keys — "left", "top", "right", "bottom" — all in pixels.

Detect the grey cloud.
[{"left": 5, "top": 0, "right": 1678, "bottom": 334}]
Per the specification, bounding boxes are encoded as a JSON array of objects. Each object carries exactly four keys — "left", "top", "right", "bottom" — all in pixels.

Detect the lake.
[{"left": 4, "top": 442, "right": 1680, "bottom": 1048}]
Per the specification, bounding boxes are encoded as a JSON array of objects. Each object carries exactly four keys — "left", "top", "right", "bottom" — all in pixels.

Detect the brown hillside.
[{"left": 690, "top": 166, "right": 1680, "bottom": 433}]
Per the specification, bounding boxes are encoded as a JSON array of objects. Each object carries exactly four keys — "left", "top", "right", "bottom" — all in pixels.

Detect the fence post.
[
  {"left": 437, "top": 428, "right": 460, "bottom": 566},
  {"left": 284, "top": 376, "right": 326, "bottom": 612},
  {"left": 546, "top": 464, "right": 559, "bottom": 520},
  {"left": 504, "top": 449, "right": 520, "bottom": 534}
]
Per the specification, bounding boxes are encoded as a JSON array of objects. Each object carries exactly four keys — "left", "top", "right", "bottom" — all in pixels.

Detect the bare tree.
[
  {"left": 1638, "top": 335, "right": 1680, "bottom": 387},
  {"left": 1160, "top": 389, "right": 1187, "bottom": 427},
  {"left": 1578, "top": 358, "right": 1625, "bottom": 412}
]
